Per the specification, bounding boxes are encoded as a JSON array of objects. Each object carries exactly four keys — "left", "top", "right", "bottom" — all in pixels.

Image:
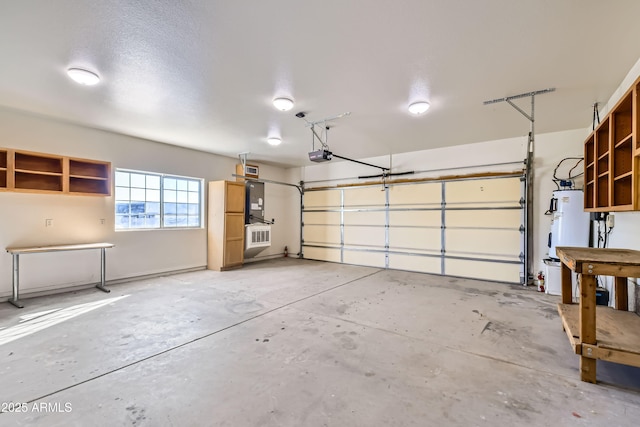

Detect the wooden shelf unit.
[
  {"left": 0, "top": 149, "right": 7, "bottom": 189},
  {"left": 68, "top": 158, "right": 111, "bottom": 195},
  {"left": 0, "top": 148, "right": 111, "bottom": 196},
  {"left": 13, "top": 151, "right": 64, "bottom": 193},
  {"left": 584, "top": 77, "right": 640, "bottom": 211}
]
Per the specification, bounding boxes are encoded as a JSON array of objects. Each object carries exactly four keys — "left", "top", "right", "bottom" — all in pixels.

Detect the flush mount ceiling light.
[
  {"left": 408, "top": 101, "right": 430, "bottom": 115},
  {"left": 67, "top": 68, "right": 100, "bottom": 86},
  {"left": 273, "top": 97, "right": 294, "bottom": 111},
  {"left": 267, "top": 137, "right": 282, "bottom": 146}
]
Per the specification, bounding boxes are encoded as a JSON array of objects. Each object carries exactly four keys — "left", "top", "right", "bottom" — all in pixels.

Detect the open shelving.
[
  {"left": 68, "top": 158, "right": 111, "bottom": 195},
  {"left": 13, "top": 152, "right": 64, "bottom": 192},
  {"left": 0, "top": 149, "right": 7, "bottom": 189},
  {"left": 584, "top": 76, "right": 640, "bottom": 211},
  {"left": 0, "top": 147, "right": 111, "bottom": 196}
]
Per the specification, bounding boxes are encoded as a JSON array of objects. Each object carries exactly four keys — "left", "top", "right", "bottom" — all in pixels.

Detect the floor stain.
[
  {"left": 340, "top": 336, "right": 357, "bottom": 350},
  {"left": 228, "top": 301, "right": 264, "bottom": 314}
]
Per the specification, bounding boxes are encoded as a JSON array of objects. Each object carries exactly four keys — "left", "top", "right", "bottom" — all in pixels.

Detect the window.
[{"left": 115, "top": 169, "right": 202, "bottom": 230}]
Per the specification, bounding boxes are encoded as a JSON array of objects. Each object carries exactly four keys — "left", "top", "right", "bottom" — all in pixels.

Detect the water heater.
[{"left": 548, "top": 190, "right": 590, "bottom": 260}]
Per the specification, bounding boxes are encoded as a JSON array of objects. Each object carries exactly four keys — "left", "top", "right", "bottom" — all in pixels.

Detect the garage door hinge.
[
  {"left": 519, "top": 197, "right": 525, "bottom": 207},
  {"left": 519, "top": 224, "right": 525, "bottom": 233},
  {"left": 519, "top": 252, "right": 525, "bottom": 262}
]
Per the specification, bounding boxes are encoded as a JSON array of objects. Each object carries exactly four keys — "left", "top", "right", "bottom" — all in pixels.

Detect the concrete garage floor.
[{"left": 1, "top": 258, "right": 640, "bottom": 426}]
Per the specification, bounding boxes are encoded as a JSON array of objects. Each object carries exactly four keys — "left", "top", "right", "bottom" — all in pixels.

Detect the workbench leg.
[
  {"left": 615, "top": 276, "right": 628, "bottom": 311},
  {"left": 579, "top": 273, "right": 597, "bottom": 383},
  {"left": 561, "top": 262, "right": 573, "bottom": 304},
  {"left": 96, "top": 248, "right": 110, "bottom": 293},
  {"left": 9, "top": 253, "right": 24, "bottom": 308}
]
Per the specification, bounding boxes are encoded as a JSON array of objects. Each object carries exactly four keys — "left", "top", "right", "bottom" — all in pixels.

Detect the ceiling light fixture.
[
  {"left": 67, "top": 68, "right": 100, "bottom": 86},
  {"left": 408, "top": 101, "right": 430, "bottom": 115},
  {"left": 267, "top": 137, "right": 282, "bottom": 146},
  {"left": 273, "top": 97, "right": 294, "bottom": 111}
]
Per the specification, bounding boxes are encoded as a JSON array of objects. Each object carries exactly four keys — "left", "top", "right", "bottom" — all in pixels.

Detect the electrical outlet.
[
  {"left": 45, "top": 219, "right": 53, "bottom": 227},
  {"left": 606, "top": 213, "right": 615, "bottom": 228}
]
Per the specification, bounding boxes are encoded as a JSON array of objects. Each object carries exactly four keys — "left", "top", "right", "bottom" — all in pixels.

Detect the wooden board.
[{"left": 557, "top": 303, "right": 640, "bottom": 355}]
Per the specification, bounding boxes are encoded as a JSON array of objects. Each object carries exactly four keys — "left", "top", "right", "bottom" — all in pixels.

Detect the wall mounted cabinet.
[
  {"left": 584, "top": 78, "right": 640, "bottom": 211},
  {"left": 0, "top": 149, "right": 7, "bottom": 189},
  {"left": 0, "top": 147, "right": 111, "bottom": 196}
]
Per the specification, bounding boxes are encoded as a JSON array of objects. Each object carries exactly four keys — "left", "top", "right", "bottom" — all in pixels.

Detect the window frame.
[{"left": 114, "top": 168, "right": 204, "bottom": 231}]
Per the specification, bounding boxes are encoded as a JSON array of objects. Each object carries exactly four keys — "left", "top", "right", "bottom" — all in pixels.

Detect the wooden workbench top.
[
  {"left": 556, "top": 247, "right": 640, "bottom": 265},
  {"left": 556, "top": 247, "right": 640, "bottom": 276}
]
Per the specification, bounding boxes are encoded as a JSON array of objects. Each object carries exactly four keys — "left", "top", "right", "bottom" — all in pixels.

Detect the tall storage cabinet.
[{"left": 207, "top": 180, "right": 245, "bottom": 271}]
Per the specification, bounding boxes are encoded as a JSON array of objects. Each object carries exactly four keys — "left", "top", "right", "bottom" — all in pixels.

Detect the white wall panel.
[
  {"left": 344, "top": 211, "right": 385, "bottom": 225},
  {"left": 305, "top": 190, "right": 341, "bottom": 208},
  {"left": 304, "top": 211, "right": 341, "bottom": 225},
  {"left": 343, "top": 250, "right": 385, "bottom": 268},
  {"left": 388, "top": 182, "right": 440, "bottom": 205},
  {"left": 389, "top": 210, "right": 440, "bottom": 227},
  {"left": 447, "top": 210, "right": 520, "bottom": 228},
  {"left": 343, "top": 186, "right": 385, "bottom": 207},
  {"left": 389, "top": 227, "right": 440, "bottom": 251},
  {"left": 446, "top": 229, "right": 520, "bottom": 258},
  {"left": 446, "top": 178, "right": 521, "bottom": 205},
  {"left": 446, "top": 259, "right": 521, "bottom": 283},
  {"left": 303, "top": 246, "right": 341, "bottom": 263},
  {"left": 304, "top": 225, "right": 341, "bottom": 245},
  {"left": 343, "top": 226, "right": 385, "bottom": 247},
  {"left": 388, "top": 254, "right": 440, "bottom": 274}
]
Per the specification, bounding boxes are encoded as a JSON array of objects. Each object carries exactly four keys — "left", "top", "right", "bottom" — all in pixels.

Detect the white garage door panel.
[
  {"left": 305, "top": 190, "right": 341, "bottom": 208},
  {"left": 446, "top": 210, "right": 521, "bottom": 228},
  {"left": 446, "top": 259, "right": 520, "bottom": 283},
  {"left": 343, "top": 187, "right": 385, "bottom": 207},
  {"left": 344, "top": 211, "right": 386, "bottom": 225},
  {"left": 389, "top": 210, "right": 440, "bottom": 227},
  {"left": 304, "top": 225, "right": 341, "bottom": 245},
  {"left": 388, "top": 254, "right": 440, "bottom": 274},
  {"left": 389, "top": 227, "right": 440, "bottom": 251},
  {"left": 446, "top": 229, "right": 520, "bottom": 257},
  {"left": 388, "top": 182, "right": 440, "bottom": 205},
  {"left": 343, "top": 250, "right": 385, "bottom": 268},
  {"left": 302, "top": 175, "right": 524, "bottom": 284},
  {"left": 446, "top": 178, "right": 521, "bottom": 205},
  {"left": 304, "top": 246, "right": 341, "bottom": 263},
  {"left": 304, "top": 211, "right": 341, "bottom": 225},
  {"left": 344, "top": 226, "right": 385, "bottom": 247}
]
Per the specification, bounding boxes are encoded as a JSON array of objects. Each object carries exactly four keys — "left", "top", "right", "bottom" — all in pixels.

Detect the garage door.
[{"left": 302, "top": 175, "right": 524, "bottom": 284}]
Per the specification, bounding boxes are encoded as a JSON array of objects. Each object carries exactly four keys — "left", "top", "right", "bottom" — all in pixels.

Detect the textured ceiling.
[{"left": 1, "top": 1, "right": 640, "bottom": 168}]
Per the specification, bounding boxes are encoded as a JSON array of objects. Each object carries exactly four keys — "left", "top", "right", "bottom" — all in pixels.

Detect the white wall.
[{"left": 0, "top": 107, "right": 296, "bottom": 299}]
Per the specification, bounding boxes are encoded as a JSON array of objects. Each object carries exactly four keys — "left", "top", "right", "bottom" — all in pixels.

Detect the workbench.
[
  {"left": 556, "top": 246, "right": 640, "bottom": 383},
  {"left": 5, "top": 243, "right": 115, "bottom": 308}
]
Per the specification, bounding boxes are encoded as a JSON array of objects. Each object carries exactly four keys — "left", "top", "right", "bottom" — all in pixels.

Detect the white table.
[{"left": 5, "top": 243, "right": 115, "bottom": 308}]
